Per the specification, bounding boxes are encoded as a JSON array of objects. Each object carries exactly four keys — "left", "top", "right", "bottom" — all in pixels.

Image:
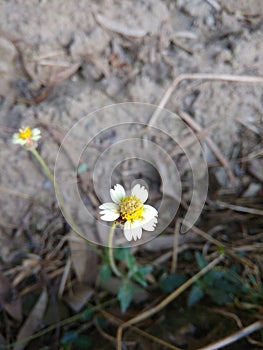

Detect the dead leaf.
[
  {"left": 14, "top": 288, "right": 48, "bottom": 350},
  {"left": 64, "top": 283, "right": 94, "bottom": 312},
  {"left": 69, "top": 231, "right": 99, "bottom": 285},
  {"left": 95, "top": 13, "right": 147, "bottom": 37},
  {"left": 248, "top": 158, "right": 263, "bottom": 183},
  {"left": 0, "top": 271, "right": 22, "bottom": 321},
  {"left": 49, "top": 62, "right": 80, "bottom": 85}
]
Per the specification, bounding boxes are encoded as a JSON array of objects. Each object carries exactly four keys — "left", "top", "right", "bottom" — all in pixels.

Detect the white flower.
[
  {"left": 12, "top": 127, "right": 41, "bottom": 147},
  {"left": 100, "top": 184, "right": 158, "bottom": 241}
]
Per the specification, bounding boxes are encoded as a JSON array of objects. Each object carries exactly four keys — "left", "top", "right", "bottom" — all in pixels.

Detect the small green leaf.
[
  {"left": 77, "top": 163, "right": 88, "bottom": 173},
  {"left": 217, "top": 245, "right": 225, "bottom": 254},
  {"left": 73, "top": 335, "right": 92, "bottom": 348},
  {"left": 207, "top": 288, "right": 233, "bottom": 305},
  {"left": 195, "top": 252, "right": 207, "bottom": 269},
  {"left": 132, "top": 271, "right": 147, "bottom": 287},
  {"left": 188, "top": 285, "right": 204, "bottom": 306},
  {"left": 125, "top": 253, "right": 136, "bottom": 269},
  {"left": 81, "top": 307, "right": 94, "bottom": 321},
  {"left": 129, "top": 265, "right": 153, "bottom": 287},
  {"left": 114, "top": 247, "right": 131, "bottom": 261},
  {"left": 160, "top": 273, "right": 187, "bottom": 293},
  {"left": 61, "top": 331, "right": 78, "bottom": 345},
  {"left": 137, "top": 265, "right": 153, "bottom": 276},
  {"left": 99, "top": 264, "right": 112, "bottom": 283},
  {"left": 118, "top": 280, "right": 134, "bottom": 313}
]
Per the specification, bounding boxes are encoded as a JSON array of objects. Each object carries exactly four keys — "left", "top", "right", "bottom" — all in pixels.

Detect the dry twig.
[
  {"left": 171, "top": 220, "right": 180, "bottom": 273},
  {"left": 147, "top": 73, "right": 263, "bottom": 127},
  {"left": 198, "top": 320, "right": 263, "bottom": 350},
  {"left": 179, "top": 111, "right": 238, "bottom": 186}
]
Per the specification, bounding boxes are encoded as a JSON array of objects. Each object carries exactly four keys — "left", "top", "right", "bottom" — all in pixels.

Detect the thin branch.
[
  {"left": 198, "top": 321, "right": 263, "bottom": 350},
  {"left": 171, "top": 220, "right": 180, "bottom": 273},
  {"left": 179, "top": 111, "right": 238, "bottom": 186},
  {"left": 147, "top": 73, "right": 263, "bottom": 128},
  {"left": 216, "top": 200, "right": 263, "bottom": 216}
]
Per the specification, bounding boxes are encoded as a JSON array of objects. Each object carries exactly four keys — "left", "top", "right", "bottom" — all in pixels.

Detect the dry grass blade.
[
  {"left": 148, "top": 73, "right": 263, "bottom": 127},
  {"left": 171, "top": 220, "right": 180, "bottom": 273},
  {"left": 69, "top": 232, "right": 99, "bottom": 285},
  {"left": 49, "top": 62, "right": 80, "bottom": 85},
  {"left": 0, "top": 186, "right": 32, "bottom": 200},
  {"left": 95, "top": 13, "right": 147, "bottom": 37},
  {"left": 216, "top": 200, "right": 263, "bottom": 216},
  {"left": 179, "top": 111, "right": 237, "bottom": 186},
  {"left": 189, "top": 223, "right": 257, "bottom": 270},
  {"left": 198, "top": 321, "right": 263, "bottom": 350},
  {"left": 116, "top": 255, "right": 224, "bottom": 350}
]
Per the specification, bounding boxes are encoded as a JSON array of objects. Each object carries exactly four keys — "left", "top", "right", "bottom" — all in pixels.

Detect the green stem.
[
  {"left": 108, "top": 222, "right": 122, "bottom": 277},
  {"left": 30, "top": 147, "right": 101, "bottom": 256}
]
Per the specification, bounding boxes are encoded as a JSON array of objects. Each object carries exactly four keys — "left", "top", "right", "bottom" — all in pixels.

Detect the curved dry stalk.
[
  {"left": 189, "top": 223, "right": 258, "bottom": 271},
  {"left": 198, "top": 320, "right": 263, "bottom": 350},
  {"left": 147, "top": 73, "right": 263, "bottom": 128},
  {"left": 216, "top": 200, "right": 263, "bottom": 216},
  {"left": 179, "top": 111, "right": 237, "bottom": 186},
  {"left": 116, "top": 254, "right": 224, "bottom": 350}
]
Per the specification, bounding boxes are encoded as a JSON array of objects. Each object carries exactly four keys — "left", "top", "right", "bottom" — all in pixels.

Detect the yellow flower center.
[
  {"left": 19, "top": 127, "right": 32, "bottom": 140},
  {"left": 120, "top": 195, "right": 144, "bottom": 222}
]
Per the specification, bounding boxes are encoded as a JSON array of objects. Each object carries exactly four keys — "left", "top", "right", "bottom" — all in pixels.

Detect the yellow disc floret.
[
  {"left": 19, "top": 127, "right": 32, "bottom": 140},
  {"left": 120, "top": 195, "right": 144, "bottom": 222}
]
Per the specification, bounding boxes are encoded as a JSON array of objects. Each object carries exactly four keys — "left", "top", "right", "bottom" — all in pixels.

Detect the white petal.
[
  {"left": 143, "top": 204, "right": 158, "bottom": 220},
  {"left": 142, "top": 216, "right": 158, "bottom": 231},
  {"left": 100, "top": 202, "right": 120, "bottom": 221},
  {"left": 32, "top": 128, "right": 41, "bottom": 136},
  {"left": 12, "top": 136, "right": 26, "bottom": 145},
  {"left": 99, "top": 202, "right": 119, "bottom": 211},
  {"left": 100, "top": 210, "right": 120, "bottom": 221},
  {"left": 110, "top": 184, "right": 126, "bottom": 204},
  {"left": 32, "top": 129, "right": 41, "bottom": 140},
  {"left": 131, "top": 184, "right": 148, "bottom": 203},
  {"left": 124, "top": 221, "right": 142, "bottom": 241}
]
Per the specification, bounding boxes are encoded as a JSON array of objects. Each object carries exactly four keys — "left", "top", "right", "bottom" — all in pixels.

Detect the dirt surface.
[
  {"left": 1, "top": 0, "right": 262, "bottom": 234},
  {"left": 0, "top": 0, "right": 263, "bottom": 348}
]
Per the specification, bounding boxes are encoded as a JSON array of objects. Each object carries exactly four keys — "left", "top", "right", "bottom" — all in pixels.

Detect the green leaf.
[
  {"left": 125, "top": 253, "right": 136, "bottom": 269},
  {"left": 114, "top": 247, "right": 131, "bottom": 261},
  {"left": 80, "top": 307, "right": 94, "bottom": 321},
  {"left": 207, "top": 287, "right": 233, "bottom": 305},
  {"left": 77, "top": 163, "right": 88, "bottom": 173},
  {"left": 217, "top": 245, "right": 225, "bottom": 254},
  {"left": 61, "top": 331, "right": 78, "bottom": 345},
  {"left": 188, "top": 285, "right": 204, "bottom": 306},
  {"left": 99, "top": 264, "right": 112, "bottom": 283},
  {"left": 160, "top": 273, "right": 187, "bottom": 293},
  {"left": 118, "top": 280, "right": 134, "bottom": 313},
  {"left": 131, "top": 271, "right": 147, "bottom": 287},
  {"left": 195, "top": 252, "right": 207, "bottom": 269},
  {"left": 73, "top": 335, "right": 92, "bottom": 348},
  {"left": 203, "top": 270, "right": 223, "bottom": 286},
  {"left": 137, "top": 265, "right": 153, "bottom": 276},
  {"left": 130, "top": 265, "right": 153, "bottom": 287}
]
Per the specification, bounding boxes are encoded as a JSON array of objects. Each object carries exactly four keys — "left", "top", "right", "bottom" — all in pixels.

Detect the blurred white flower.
[
  {"left": 12, "top": 127, "right": 41, "bottom": 148},
  {"left": 100, "top": 184, "right": 158, "bottom": 241}
]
